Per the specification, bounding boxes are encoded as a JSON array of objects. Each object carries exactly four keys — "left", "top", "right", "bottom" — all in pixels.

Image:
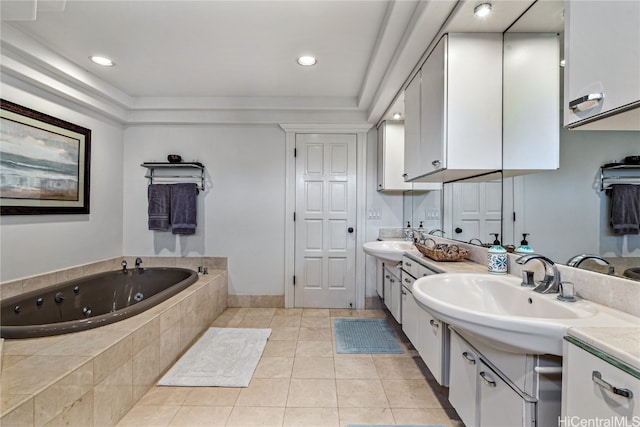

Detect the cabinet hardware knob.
[
  {"left": 405, "top": 262, "right": 412, "bottom": 267},
  {"left": 569, "top": 92, "right": 604, "bottom": 112},
  {"left": 479, "top": 371, "right": 497, "bottom": 388},
  {"left": 402, "top": 173, "right": 408, "bottom": 177},
  {"left": 432, "top": 160, "right": 441, "bottom": 167},
  {"left": 592, "top": 371, "right": 634, "bottom": 398},
  {"left": 429, "top": 319, "right": 439, "bottom": 330},
  {"left": 462, "top": 351, "right": 476, "bottom": 364}
]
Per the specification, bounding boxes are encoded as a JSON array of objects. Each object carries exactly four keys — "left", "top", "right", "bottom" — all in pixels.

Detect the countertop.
[{"left": 399, "top": 247, "right": 640, "bottom": 372}]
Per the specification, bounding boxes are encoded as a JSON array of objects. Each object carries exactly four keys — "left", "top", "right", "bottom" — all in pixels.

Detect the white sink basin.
[
  {"left": 412, "top": 273, "right": 601, "bottom": 355},
  {"left": 362, "top": 241, "right": 414, "bottom": 264}
]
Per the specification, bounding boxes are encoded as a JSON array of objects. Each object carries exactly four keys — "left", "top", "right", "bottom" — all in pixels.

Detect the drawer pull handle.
[
  {"left": 404, "top": 278, "right": 412, "bottom": 283},
  {"left": 569, "top": 92, "right": 604, "bottom": 112},
  {"left": 462, "top": 351, "right": 476, "bottom": 365},
  {"left": 479, "top": 371, "right": 497, "bottom": 388},
  {"left": 429, "top": 319, "right": 439, "bottom": 330},
  {"left": 592, "top": 371, "right": 634, "bottom": 399},
  {"left": 405, "top": 262, "right": 412, "bottom": 267}
]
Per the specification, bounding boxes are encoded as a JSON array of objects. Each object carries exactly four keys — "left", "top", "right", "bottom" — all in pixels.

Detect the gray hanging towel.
[
  {"left": 609, "top": 184, "right": 640, "bottom": 235},
  {"left": 148, "top": 184, "right": 171, "bottom": 230},
  {"left": 170, "top": 183, "right": 198, "bottom": 235}
]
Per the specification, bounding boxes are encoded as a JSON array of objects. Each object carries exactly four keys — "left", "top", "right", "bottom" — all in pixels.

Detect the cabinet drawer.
[
  {"left": 563, "top": 341, "right": 640, "bottom": 421},
  {"left": 449, "top": 330, "right": 479, "bottom": 427}
]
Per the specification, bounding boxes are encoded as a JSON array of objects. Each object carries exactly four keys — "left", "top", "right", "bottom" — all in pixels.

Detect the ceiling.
[{"left": 0, "top": 0, "right": 548, "bottom": 124}]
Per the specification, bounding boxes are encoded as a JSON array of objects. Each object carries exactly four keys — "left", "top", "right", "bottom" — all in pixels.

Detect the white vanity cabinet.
[
  {"left": 562, "top": 338, "right": 640, "bottom": 423},
  {"left": 403, "top": 33, "right": 502, "bottom": 183},
  {"left": 449, "top": 329, "right": 479, "bottom": 426},
  {"left": 383, "top": 263, "right": 402, "bottom": 323},
  {"left": 564, "top": 0, "right": 640, "bottom": 130},
  {"left": 378, "top": 121, "right": 437, "bottom": 191},
  {"left": 375, "top": 260, "right": 384, "bottom": 299}
]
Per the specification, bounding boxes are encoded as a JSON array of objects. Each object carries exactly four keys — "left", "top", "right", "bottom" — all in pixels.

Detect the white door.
[
  {"left": 450, "top": 180, "right": 502, "bottom": 244},
  {"left": 294, "top": 133, "right": 357, "bottom": 308}
]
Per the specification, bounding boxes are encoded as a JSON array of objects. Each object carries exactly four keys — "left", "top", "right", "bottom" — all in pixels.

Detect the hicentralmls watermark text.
[{"left": 558, "top": 416, "right": 640, "bottom": 427}]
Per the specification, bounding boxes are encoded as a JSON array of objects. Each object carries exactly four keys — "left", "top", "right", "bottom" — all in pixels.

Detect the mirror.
[
  {"left": 403, "top": 186, "right": 442, "bottom": 238},
  {"left": 439, "top": 0, "right": 640, "bottom": 281}
]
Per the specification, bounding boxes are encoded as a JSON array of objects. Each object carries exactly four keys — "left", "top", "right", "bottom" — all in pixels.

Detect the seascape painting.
[
  {"left": 1, "top": 117, "right": 80, "bottom": 201},
  {"left": 0, "top": 99, "right": 91, "bottom": 215}
]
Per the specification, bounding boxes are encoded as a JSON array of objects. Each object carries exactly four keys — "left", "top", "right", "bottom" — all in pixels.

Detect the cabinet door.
[
  {"left": 420, "top": 35, "right": 446, "bottom": 173},
  {"left": 403, "top": 72, "right": 422, "bottom": 181},
  {"left": 376, "top": 260, "right": 384, "bottom": 299},
  {"left": 563, "top": 342, "right": 640, "bottom": 421},
  {"left": 378, "top": 122, "right": 412, "bottom": 191},
  {"left": 564, "top": 0, "right": 640, "bottom": 127},
  {"left": 477, "top": 360, "right": 526, "bottom": 427},
  {"left": 417, "top": 309, "right": 444, "bottom": 385},
  {"left": 449, "top": 331, "right": 478, "bottom": 427},
  {"left": 401, "top": 274, "right": 418, "bottom": 344}
]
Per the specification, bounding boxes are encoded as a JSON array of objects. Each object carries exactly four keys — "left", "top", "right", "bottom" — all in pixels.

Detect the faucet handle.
[
  {"left": 521, "top": 270, "right": 535, "bottom": 287},
  {"left": 557, "top": 281, "right": 576, "bottom": 302}
]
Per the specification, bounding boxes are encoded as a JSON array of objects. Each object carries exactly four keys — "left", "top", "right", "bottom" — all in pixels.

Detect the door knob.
[
  {"left": 455, "top": 227, "right": 463, "bottom": 233},
  {"left": 347, "top": 227, "right": 354, "bottom": 233}
]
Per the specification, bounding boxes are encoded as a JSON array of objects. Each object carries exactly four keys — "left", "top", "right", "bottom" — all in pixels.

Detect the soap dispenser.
[
  {"left": 487, "top": 233, "right": 507, "bottom": 274},
  {"left": 404, "top": 221, "right": 413, "bottom": 241},
  {"left": 515, "top": 233, "right": 534, "bottom": 255}
]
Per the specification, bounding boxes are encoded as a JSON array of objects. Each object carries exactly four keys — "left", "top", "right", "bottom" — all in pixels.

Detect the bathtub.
[{"left": 0, "top": 267, "right": 198, "bottom": 339}]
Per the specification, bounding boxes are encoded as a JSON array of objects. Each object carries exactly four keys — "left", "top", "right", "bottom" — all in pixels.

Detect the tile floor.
[{"left": 116, "top": 308, "right": 464, "bottom": 427}]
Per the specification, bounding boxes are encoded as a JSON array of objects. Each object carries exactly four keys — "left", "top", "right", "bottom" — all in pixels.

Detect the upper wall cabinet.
[
  {"left": 378, "top": 121, "right": 439, "bottom": 191},
  {"left": 404, "top": 33, "right": 503, "bottom": 183},
  {"left": 564, "top": 0, "right": 640, "bottom": 130},
  {"left": 503, "top": 33, "right": 560, "bottom": 176}
]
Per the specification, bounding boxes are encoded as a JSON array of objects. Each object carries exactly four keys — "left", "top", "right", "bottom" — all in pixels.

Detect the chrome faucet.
[
  {"left": 515, "top": 254, "right": 561, "bottom": 294},
  {"left": 567, "top": 254, "right": 614, "bottom": 275},
  {"left": 468, "top": 238, "right": 484, "bottom": 246},
  {"left": 135, "top": 257, "right": 143, "bottom": 269},
  {"left": 121, "top": 259, "right": 128, "bottom": 272},
  {"left": 428, "top": 229, "right": 445, "bottom": 236}
]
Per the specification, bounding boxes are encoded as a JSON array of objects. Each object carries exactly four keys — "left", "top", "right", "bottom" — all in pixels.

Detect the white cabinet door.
[
  {"left": 383, "top": 265, "right": 401, "bottom": 323},
  {"left": 403, "top": 72, "right": 422, "bottom": 181},
  {"left": 564, "top": 0, "right": 640, "bottom": 129},
  {"left": 563, "top": 341, "right": 640, "bottom": 422},
  {"left": 417, "top": 309, "right": 446, "bottom": 385},
  {"left": 420, "top": 35, "right": 446, "bottom": 174},
  {"left": 401, "top": 272, "right": 418, "bottom": 345},
  {"left": 375, "top": 260, "right": 383, "bottom": 299},
  {"left": 449, "top": 330, "right": 478, "bottom": 427},
  {"left": 477, "top": 360, "right": 526, "bottom": 427}
]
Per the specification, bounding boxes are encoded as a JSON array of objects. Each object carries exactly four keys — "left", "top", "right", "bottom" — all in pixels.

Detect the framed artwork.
[{"left": 0, "top": 99, "right": 91, "bottom": 215}]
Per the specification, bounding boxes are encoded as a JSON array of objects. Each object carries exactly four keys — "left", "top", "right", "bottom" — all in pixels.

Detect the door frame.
[{"left": 280, "top": 124, "right": 371, "bottom": 309}]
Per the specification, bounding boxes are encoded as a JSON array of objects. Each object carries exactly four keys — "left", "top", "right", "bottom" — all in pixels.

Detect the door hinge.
[
  {"left": 293, "top": 275, "right": 296, "bottom": 286},
  {"left": 513, "top": 212, "right": 516, "bottom": 221},
  {"left": 294, "top": 148, "right": 297, "bottom": 157},
  {"left": 293, "top": 212, "right": 296, "bottom": 221}
]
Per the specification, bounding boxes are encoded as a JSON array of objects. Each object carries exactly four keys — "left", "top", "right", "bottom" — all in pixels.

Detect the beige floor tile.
[
  {"left": 382, "top": 379, "right": 442, "bottom": 408},
  {"left": 292, "top": 357, "right": 335, "bottom": 379},
  {"left": 334, "top": 356, "right": 378, "bottom": 379},
  {"left": 225, "top": 406, "right": 285, "bottom": 426},
  {"left": 236, "top": 378, "right": 290, "bottom": 407},
  {"left": 253, "top": 357, "right": 294, "bottom": 379},
  {"left": 270, "top": 316, "right": 302, "bottom": 328},
  {"left": 301, "top": 316, "right": 332, "bottom": 328},
  {"left": 269, "top": 326, "right": 300, "bottom": 341},
  {"left": 298, "top": 327, "right": 333, "bottom": 341},
  {"left": 238, "top": 316, "right": 273, "bottom": 328},
  {"left": 392, "top": 407, "right": 466, "bottom": 427},
  {"left": 295, "top": 341, "right": 334, "bottom": 358},
  {"left": 275, "top": 308, "right": 303, "bottom": 317},
  {"left": 115, "top": 405, "right": 180, "bottom": 426},
  {"left": 283, "top": 407, "right": 340, "bottom": 427},
  {"left": 302, "top": 308, "right": 330, "bottom": 317},
  {"left": 137, "top": 386, "right": 192, "bottom": 406},
  {"left": 243, "top": 308, "right": 277, "bottom": 317},
  {"left": 287, "top": 379, "right": 337, "bottom": 408},
  {"left": 168, "top": 405, "right": 232, "bottom": 426},
  {"left": 336, "top": 379, "right": 389, "bottom": 408},
  {"left": 329, "top": 309, "right": 357, "bottom": 318},
  {"left": 374, "top": 356, "right": 426, "bottom": 379},
  {"left": 338, "top": 407, "right": 395, "bottom": 427},
  {"left": 356, "top": 310, "right": 387, "bottom": 318},
  {"left": 183, "top": 387, "right": 240, "bottom": 406},
  {"left": 262, "top": 340, "right": 297, "bottom": 357}
]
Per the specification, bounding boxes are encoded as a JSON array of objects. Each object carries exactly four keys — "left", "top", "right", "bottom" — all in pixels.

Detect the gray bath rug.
[{"left": 158, "top": 327, "right": 271, "bottom": 387}]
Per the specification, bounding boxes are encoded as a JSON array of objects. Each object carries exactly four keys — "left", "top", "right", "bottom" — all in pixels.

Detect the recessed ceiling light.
[
  {"left": 90, "top": 56, "right": 115, "bottom": 67},
  {"left": 392, "top": 112, "right": 402, "bottom": 120},
  {"left": 297, "top": 56, "right": 317, "bottom": 66},
  {"left": 474, "top": 3, "right": 492, "bottom": 17}
]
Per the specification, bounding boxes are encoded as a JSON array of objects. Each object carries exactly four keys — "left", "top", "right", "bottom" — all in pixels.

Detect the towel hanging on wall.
[
  {"left": 148, "top": 184, "right": 171, "bottom": 230},
  {"left": 608, "top": 184, "right": 640, "bottom": 235},
  {"left": 170, "top": 183, "right": 198, "bottom": 235}
]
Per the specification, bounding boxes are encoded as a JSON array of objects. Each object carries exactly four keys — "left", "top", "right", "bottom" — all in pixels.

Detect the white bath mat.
[{"left": 158, "top": 327, "right": 271, "bottom": 387}]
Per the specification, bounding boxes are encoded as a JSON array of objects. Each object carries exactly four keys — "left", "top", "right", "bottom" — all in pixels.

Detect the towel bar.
[
  {"left": 141, "top": 162, "right": 206, "bottom": 191},
  {"left": 599, "top": 164, "right": 640, "bottom": 191}
]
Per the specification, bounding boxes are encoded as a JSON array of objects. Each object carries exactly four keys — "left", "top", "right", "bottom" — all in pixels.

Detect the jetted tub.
[{"left": 0, "top": 267, "right": 198, "bottom": 339}]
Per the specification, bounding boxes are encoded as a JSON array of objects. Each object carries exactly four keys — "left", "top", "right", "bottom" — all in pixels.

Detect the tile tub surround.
[{"left": 0, "top": 268, "right": 228, "bottom": 426}]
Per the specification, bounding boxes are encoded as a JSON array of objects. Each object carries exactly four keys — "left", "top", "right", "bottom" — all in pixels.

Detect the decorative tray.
[{"left": 414, "top": 241, "right": 470, "bottom": 262}]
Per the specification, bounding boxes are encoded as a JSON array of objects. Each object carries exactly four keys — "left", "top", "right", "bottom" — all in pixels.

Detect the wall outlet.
[{"left": 368, "top": 209, "right": 382, "bottom": 220}]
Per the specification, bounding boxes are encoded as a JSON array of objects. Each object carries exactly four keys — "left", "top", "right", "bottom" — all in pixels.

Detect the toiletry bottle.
[
  {"left": 487, "top": 233, "right": 508, "bottom": 274},
  {"left": 404, "top": 221, "right": 413, "bottom": 241},
  {"left": 515, "top": 233, "right": 534, "bottom": 255}
]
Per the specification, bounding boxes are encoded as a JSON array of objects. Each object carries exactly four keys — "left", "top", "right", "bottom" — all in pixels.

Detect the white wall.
[
  {"left": 122, "top": 125, "right": 286, "bottom": 296},
  {"left": 519, "top": 127, "right": 640, "bottom": 261},
  {"left": 0, "top": 75, "right": 125, "bottom": 282}
]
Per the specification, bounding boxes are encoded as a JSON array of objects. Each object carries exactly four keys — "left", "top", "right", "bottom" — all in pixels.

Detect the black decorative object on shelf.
[{"left": 167, "top": 154, "right": 182, "bottom": 163}]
